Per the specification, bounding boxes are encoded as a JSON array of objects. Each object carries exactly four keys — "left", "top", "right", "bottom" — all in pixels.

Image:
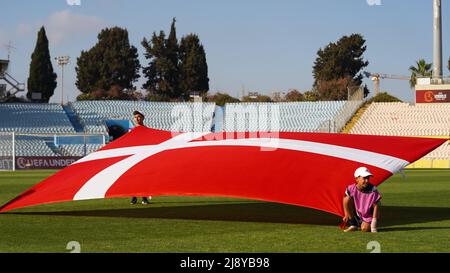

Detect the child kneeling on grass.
[{"left": 342, "top": 167, "right": 381, "bottom": 233}]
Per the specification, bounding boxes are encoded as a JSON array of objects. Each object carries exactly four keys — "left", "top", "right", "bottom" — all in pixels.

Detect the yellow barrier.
[
  {"left": 405, "top": 136, "right": 449, "bottom": 169},
  {"left": 406, "top": 159, "right": 450, "bottom": 169}
]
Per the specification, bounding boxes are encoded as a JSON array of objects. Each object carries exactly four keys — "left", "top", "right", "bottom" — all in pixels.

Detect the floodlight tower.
[
  {"left": 55, "top": 56, "right": 70, "bottom": 105},
  {"left": 432, "top": 0, "right": 443, "bottom": 83},
  {"left": 415, "top": 0, "right": 449, "bottom": 103}
]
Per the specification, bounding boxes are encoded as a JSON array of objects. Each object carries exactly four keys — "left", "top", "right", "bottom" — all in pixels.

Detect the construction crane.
[{"left": 363, "top": 71, "right": 411, "bottom": 96}]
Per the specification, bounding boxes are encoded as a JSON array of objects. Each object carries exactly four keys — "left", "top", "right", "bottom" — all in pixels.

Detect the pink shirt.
[{"left": 345, "top": 184, "right": 381, "bottom": 223}]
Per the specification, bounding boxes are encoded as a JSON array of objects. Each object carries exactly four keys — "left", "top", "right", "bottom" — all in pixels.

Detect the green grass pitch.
[{"left": 0, "top": 169, "right": 449, "bottom": 253}]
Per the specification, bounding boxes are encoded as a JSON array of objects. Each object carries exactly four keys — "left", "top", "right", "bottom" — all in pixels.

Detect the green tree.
[
  {"left": 367, "top": 92, "right": 402, "bottom": 103},
  {"left": 142, "top": 31, "right": 166, "bottom": 98},
  {"left": 27, "top": 26, "right": 57, "bottom": 102},
  {"left": 75, "top": 27, "right": 140, "bottom": 98},
  {"left": 313, "top": 34, "right": 369, "bottom": 99},
  {"left": 207, "top": 92, "right": 240, "bottom": 106},
  {"left": 142, "top": 18, "right": 180, "bottom": 99},
  {"left": 303, "top": 90, "right": 320, "bottom": 101},
  {"left": 179, "top": 33, "right": 209, "bottom": 100},
  {"left": 166, "top": 18, "right": 181, "bottom": 98},
  {"left": 285, "top": 89, "right": 304, "bottom": 102},
  {"left": 314, "top": 76, "right": 358, "bottom": 101},
  {"left": 447, "top": 57, "right": 450, "bottom": 73},
  {"left": 409, "top": 59, "right": 432, "bottom": 88},
  {"left": 75, "top": 48, "right": 101, "bottom": 94}
]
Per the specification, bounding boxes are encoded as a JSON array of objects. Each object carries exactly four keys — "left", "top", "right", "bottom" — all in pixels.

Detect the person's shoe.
[
  {"left": 130, "top": 197, "right": 138, "bottom": 205},
  {"left": 344, "top": 225, "right": 358, "bottom": 232},
  {"left": 141, "top": 197, "right": 150, "bottom": 205}
]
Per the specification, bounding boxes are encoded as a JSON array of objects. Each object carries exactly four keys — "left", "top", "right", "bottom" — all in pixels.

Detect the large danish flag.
[{"left": 0, "top": 126, "right": 447, "bottom": 216}]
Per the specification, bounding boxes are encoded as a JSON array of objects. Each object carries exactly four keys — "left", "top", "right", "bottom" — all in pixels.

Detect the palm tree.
[
  {"left": 409, "top": 59, "right": 432, "bottom": 88},
  {"left": 448, "top": 57, "right": 450, "bottom": 73}
]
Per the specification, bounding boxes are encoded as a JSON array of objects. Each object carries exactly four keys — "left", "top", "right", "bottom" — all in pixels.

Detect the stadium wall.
[
  {"left": 406, "top": 159, "right": 449, "bottom": 169},
  {"left": 407, "top": 137, "right": 449, "bottom": 169}
]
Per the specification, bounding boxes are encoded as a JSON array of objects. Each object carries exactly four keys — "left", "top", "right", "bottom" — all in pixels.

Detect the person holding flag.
[
  {"left": 130, "top": 110, "right": 152, "bottom": 205},
  {"left": 342, "top": 167, "right": 381, "bottom": 232}
]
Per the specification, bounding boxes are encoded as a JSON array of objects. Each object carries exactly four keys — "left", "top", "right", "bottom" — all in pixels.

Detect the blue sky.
[{"left": 1, "top": 0, "right": 449, "bottom": 103}]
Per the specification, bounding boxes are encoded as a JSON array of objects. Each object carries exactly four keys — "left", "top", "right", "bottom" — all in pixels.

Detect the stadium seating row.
[
  {"left": 350, "top": 102, "right": 450, "bottom": 159},
  {"left": 58, "top": 144, "right": 104, "bottom": 157},
  {"left": 350, "top": 102, "right": 450, "bottom": 136},
  {"left": 0, "top": 139, "right": 104, "bottom": 157},
  {"left": 0, "top": 101, "right": 351, "bottom": 134},
  {"left": 0, "top": 103, "right": 76, "bottom": 133},
  {"left": 69, "top": 101, "right": 217, "bottom": 133},
  {"left": 0, "top": 139, "right": 57, "bottom": 157},
  {"left": 223, "top": 101, "right": 347, "bottom": 132}
]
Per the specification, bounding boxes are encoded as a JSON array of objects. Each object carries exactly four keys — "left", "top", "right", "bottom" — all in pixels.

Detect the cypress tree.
[
  {"left": 27, "top": 26, "right": 57, "bottom": 102},
  {"left": 166, "top": 18, "right": 180, "bottom": 98},
  {"left": 142, "top": 18, "right": 180, "bottom": 99},
  {"left": 179, "top": 34, "right": 209, "bottom": 99},
  {"left": 142, "top": 31, "right": 168, "bottom": 98}
]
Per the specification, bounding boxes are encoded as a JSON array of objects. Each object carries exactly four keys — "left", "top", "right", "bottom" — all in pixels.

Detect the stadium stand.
[
  {"left": 350, "top": 102, "right": 450, "bottom": 136},
  {"left": 0, "top": 138, "right": 57, "bottom": 157},
  {"left": 0, "top": 100, "right": 447, "bottom": 168},
  {"left": 350, "top": 102, "right": 449, "bottom": 167},
  {"left": 0, "top": 103, "right": 76, "bottom": 133},
  {"left": 58, "top": 144, "right": 104, "bottom": 157},
  {"left": 0, "top": 101, "right": 217, "bottom": 162},
  {"left": 69, "top": 101, "right": 216, "bottom": 133},
  {"left": 222, "top": 101, "right": 348, "bottom": 132},
  {"left": 316, "top": 100, "right": 364, "bottom": 133}
]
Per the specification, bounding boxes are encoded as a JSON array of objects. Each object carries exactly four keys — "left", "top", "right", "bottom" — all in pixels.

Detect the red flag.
[{"left": 0, "top": 126, "right": 447, "bottom": 216}]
